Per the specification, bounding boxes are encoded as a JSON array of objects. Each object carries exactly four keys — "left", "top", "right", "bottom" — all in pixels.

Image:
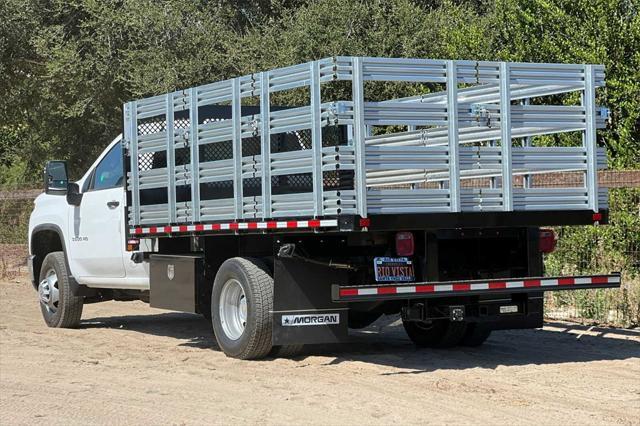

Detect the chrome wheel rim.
[
  {"left": 219, "top": 279, "right": 247, "bottom": 340},
  {"left": 38, "top": 268, "right": 60, "bottom": 314}
]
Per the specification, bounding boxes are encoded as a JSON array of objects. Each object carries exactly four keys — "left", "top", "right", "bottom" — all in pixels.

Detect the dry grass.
[
  {"left": 545, "top": 273, "right": 640, "bottom": 328},
  {"left": 0, "top": 244, "right": 28, "bottom": 280}
]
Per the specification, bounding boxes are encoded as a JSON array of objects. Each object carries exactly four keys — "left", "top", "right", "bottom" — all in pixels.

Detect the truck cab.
[{"left": 28, "top": 136, "right": 149, "bottom": 315}]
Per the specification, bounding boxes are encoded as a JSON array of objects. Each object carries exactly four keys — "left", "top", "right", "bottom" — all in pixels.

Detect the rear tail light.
[
  {"left": 127, "top": 238, "right": 140, "bottom": 252},
  {"left": 539, "top": 229, "right": 557, "bottom": 254},
  {"left": 395, "top": 232, "right": 414, "bottom": 256}
]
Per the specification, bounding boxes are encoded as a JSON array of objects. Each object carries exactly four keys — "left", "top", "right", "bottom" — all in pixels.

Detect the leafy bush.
[{"left": 545, "top": 188, "right": 640, "bottom": 326}]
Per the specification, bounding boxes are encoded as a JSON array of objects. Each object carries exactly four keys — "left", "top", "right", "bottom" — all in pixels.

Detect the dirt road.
[{"left": 1, "top": 271, "right": 639, "bottom": 425}]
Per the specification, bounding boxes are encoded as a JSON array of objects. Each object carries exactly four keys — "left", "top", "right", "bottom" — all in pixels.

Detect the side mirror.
[
  {"left": 66, "top": 182, "right": 83, "bottom": 206},
  {"left": 44, "top": 160, "right": 69, "bottom": 195}
]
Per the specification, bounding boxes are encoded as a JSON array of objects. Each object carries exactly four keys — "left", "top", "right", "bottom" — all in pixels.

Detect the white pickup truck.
[
  {"left": 28, "top": 56, "right": 620, "bottom": 359},
  {"left": 28, "top": 136, "right": 152, "bottom": 325}
]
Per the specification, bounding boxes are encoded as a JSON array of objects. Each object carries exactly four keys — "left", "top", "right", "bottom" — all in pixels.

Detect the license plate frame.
[{"left": 373, "top": 257, "right": 415, "bottom": 282}]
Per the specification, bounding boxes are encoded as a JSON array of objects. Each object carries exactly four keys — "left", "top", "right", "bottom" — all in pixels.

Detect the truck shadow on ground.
[{"left": 81, "top": 312, "right": 640, "bottom": 373}]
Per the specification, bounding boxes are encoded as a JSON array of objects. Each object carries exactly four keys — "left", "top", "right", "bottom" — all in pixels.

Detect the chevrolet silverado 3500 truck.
[{"left": 28, "top": 57, "right": 620, "bottom": 359}]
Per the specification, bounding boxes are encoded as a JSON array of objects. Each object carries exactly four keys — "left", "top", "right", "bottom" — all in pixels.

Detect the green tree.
[
  {"left": 492, "top": 0, "right": 640, "bottom": 168},
  {"left": 1, "top": 0, "right": 638, "bottom": 182}
]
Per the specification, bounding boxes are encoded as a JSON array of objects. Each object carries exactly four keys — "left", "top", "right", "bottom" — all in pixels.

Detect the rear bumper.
[{"left": 332, "top": 273, "right": 621, "bottom": 302}]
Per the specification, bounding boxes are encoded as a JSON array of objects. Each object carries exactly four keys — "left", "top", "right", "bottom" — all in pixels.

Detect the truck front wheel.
[
  {"left": 402, "top": 319, "right": 467, "bottom": 348},
  {"left": 38, "top": 252, "right": 83, "bottom": 328},
  {"left": 211, "top": 257, "right": 274, "bottom": 360}
]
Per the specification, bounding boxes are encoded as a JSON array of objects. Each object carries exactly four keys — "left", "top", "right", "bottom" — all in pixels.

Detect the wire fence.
[{"left": 1, "top": 171, "right": 638, "bottom": 326}]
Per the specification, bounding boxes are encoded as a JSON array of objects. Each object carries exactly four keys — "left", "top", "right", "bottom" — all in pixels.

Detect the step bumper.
[{"left": 332, "top": 273, "right": 621, "bottom": 302}]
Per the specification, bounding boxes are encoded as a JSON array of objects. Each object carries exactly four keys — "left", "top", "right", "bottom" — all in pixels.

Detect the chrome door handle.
[{"left": 107, "top": 200, "right": 120, "bottom": 209}]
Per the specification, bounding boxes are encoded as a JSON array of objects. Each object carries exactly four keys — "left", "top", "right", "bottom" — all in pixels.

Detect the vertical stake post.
[
  {"left": 189, "top": 87, "right": 200, "bottom": 222},
  {"left": 446, "top": 60, "right": 460, "bottom": 212},
  {"left": 310, "top": 61, "right": 324, "bottom": 217},
  {"left": 232, "top": 78, "right": 243, "bottom": 220},
  {"left": 499, "top": 62, "right": 513, "bottom": 211},
  {"left": 584, "top": 65, "right": 598, "bottom": 212},
  {"left": 352, "top": 57, "right": 368, "bottom": 218},
  {"left": 522, "top": 98, "right": 531, "bottom": 189},
  {"left": 260, "top": 72, "right": 272, "bottom": 219},
  {"left": 127, "top": 102, "right": 141, "bottom": 225},
  {"left": 166, "top": 93, "right": 176, "bottom": 223}
]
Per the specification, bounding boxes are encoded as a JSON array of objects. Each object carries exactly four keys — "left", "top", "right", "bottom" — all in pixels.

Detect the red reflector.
[
  {"left": 395, "top": 231, "right": 414, "bottom": 256},
  {"left": 539, "top": 229, "right": 557, "bottom": 254},
  {"left": 593, "top": 212, "right": 602, "bottom": 222},
  {"left": 453, "top": 283, "right": 470, "bottom": 291},
  {"left": 558, "top": 277, "right": 575, "bottom": 285},
  {"left": 489, "top": 281, "right": 506, "bottom": 290},
  {"left": 359, "top": 217, "right": 371, "bottom": 228}
]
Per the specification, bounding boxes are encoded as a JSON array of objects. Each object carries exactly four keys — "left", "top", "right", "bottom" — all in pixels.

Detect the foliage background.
[
  {"left": 1, "top": 0, "right": 638, "bottom": 180},
  {"left": 1, "top": 0, "right": 638, "bottom": 325}
]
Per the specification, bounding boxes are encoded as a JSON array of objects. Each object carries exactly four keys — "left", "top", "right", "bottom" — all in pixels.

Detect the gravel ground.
[{"left": 1, "top": 266, "right": 639, "bottom": 425}]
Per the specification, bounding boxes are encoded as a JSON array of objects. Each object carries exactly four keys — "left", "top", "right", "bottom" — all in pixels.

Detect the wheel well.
[{"left": 31, "top": 229, "right": 64, "bottom": 288}]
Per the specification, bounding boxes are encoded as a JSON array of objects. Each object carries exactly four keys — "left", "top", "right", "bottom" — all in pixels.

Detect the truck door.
[{"left": 68, "top": 142, "right": 126, "bottom": 279}]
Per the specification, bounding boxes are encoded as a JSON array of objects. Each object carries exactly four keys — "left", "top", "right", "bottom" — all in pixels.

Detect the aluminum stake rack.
[{"left": 123, "top": 56, "right": 608, "bottom": 237}]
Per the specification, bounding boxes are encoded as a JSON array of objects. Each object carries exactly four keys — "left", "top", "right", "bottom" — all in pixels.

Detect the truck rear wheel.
[
  {"left": 402, "top": 319, "right": 467, "bottom": 348},
  {"left": 38, "top": 252, "right": 83, "bottom": 328},
  {"left": 211, "top": 257, "right": 273, "bottom": 360}
]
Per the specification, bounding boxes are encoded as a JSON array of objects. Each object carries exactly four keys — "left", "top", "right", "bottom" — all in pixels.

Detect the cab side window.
[{"left": 90, "top": 143, "right": 123, "bottom": 191}]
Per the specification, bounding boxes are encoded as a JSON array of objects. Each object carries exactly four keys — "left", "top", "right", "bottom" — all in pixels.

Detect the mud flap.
[{"left": 272, "top": 257, "right": 349, "bottom": 346}]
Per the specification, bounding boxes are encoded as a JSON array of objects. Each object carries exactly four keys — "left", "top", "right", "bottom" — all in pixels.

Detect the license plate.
[{"left": 373, "top": 257, "right": 415, "bottom": 282}]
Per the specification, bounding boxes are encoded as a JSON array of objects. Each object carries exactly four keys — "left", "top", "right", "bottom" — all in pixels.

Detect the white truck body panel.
[{"left": 68, "top": 185, "right": 126, "bottom": 279}]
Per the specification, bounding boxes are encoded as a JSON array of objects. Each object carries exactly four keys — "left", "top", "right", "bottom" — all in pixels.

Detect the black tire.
[
  {"left": 270, "top": 344, "right": 304, "bottom": 358},
  {"left": 38, "top": 252, "right": 83, "bottom": 328},
  {"left": 461, "top": 323, "right": 492, "bottom": 347},
  {"left": 402, "top": 319, "right": 467, "bottom": 348},
  {"left": 211, "top": 257, "right": 273, "bottom": 360},
  {"left": 348, "top": 311, "right": 383, "bottom": 329}
]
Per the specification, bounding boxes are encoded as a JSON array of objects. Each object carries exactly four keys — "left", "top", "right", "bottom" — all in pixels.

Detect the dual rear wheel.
[
  {"left": 210, "top": 257, "right": 302, "bottom": 360},
  {"left": 402, "top": 319, "right": 492, "bottom": 348}
]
